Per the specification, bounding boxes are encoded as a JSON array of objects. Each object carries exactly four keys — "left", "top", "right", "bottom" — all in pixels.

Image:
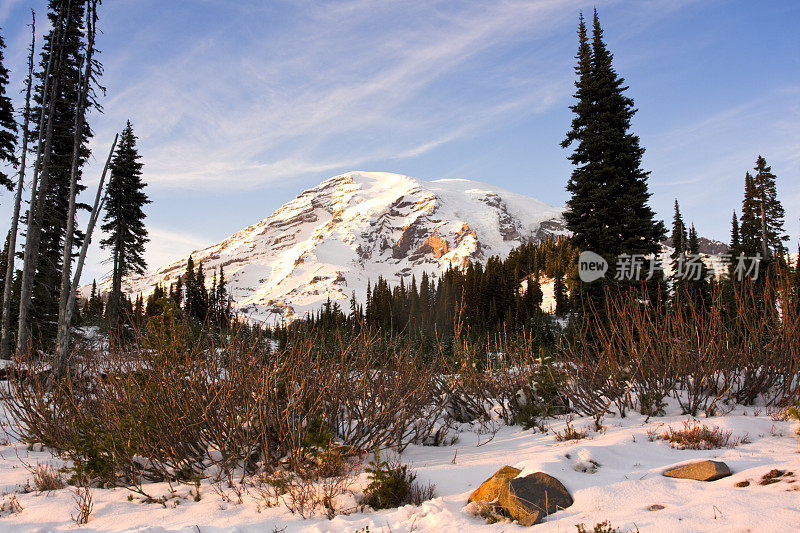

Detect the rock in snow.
[
  {"left": 663, "top": 460, "right": 732, "bottom": 481},
  {"left": 468, "top": 466, "right": 573, "bottom": 526}
]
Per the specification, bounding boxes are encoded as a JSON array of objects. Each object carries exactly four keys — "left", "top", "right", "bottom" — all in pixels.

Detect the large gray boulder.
[
  {"left": 468, "top": 466, "right": 573, "bottom": 526},
  {"left": 663, "top": 460, "right": 731, "bottom": 481}
]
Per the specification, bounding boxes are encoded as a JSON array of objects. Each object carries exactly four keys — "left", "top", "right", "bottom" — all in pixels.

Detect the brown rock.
[
  {"left": 663, "top": 460, "right": 731, "bottom": 481},
  {"left": 648, "top": 504, "right": 665, "bottom": 511},
  {"left": 468, "top": 467, "right": 573, "bottom": 526},
  {"left": 468, "top": 466, "right": 521, "bottom": 504}
]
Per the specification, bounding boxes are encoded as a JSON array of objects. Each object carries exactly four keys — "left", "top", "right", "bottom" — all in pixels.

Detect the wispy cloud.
[
  {"left": 0, "top": 0, "right": 25, "bottom": 24},
  {"left": 646, "top": 86, "right": 800, "bottom": 238},
  {"left": 82, "top": 225, "right": 211, "bottom": 283},
  {"left": 2, "top": 0, "right": 796, "bottom": 279},
  {"left": 86, "top": 0, "right": 598, "bottom": 190}
]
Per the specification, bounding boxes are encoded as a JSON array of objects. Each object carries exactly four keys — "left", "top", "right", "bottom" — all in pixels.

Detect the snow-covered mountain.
[{"left": 100, "top": 171, "right": 567, "bottom": 322}]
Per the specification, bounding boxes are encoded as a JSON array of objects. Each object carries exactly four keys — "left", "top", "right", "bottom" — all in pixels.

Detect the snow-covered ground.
[{"left": 0, "top": 398, "right": 797, "bottom": 532}]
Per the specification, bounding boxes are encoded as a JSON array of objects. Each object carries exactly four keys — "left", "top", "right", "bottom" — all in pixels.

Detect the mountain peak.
[{"left": 102, "top": 172, "right": 566, "bottom": 322}]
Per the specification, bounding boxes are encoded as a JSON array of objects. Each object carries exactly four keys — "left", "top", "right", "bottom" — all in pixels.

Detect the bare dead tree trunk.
[
  {"left": 760, "top": 200, "right": 769, "bottom": 259},
  {"left": 108, "top": 231, "right": 120, "bottom": 330},
  {"left": 53, "top": 133, "right": 117, "bottom": 379},
  {"left": 0, "top": 12, "right": 36, "bottom": 360},
  {"left": 16, "top": 2, "right": 70, "bottom": 357},
  {"left": 55, "top": 0, "right": 97, "bottom": 366}
]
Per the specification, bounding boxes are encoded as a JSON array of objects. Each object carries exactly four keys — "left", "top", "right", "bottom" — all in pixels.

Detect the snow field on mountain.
[
  {"left": 0, "top": 399, "right": 797, "bottom": 532},
  {"left": 83, "top": 172, "right": 566, "bottom": 323}
]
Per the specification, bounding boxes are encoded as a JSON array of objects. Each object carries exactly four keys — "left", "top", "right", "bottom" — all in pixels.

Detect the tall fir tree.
[
  {"left": 173, "top": 276, "right": 183, "bottom": 308},
  {"left": 100, "top": 121, "right": 149, "bottom": 328},
  {"left": 561, "top": 10, "right": 665, "bottom": 309},
  {"left": 669, "top": 201, "right": 686, "bottom": 265},
  {"left": 554, "top": 273, "right": 568, "bottom": 315},
  {"left": 83, "top": 278, "right": 103, "bottom": 320},
  {"left": 27, "top": 0, "right": 102, "bottom": 343},
  {"left": 727, "top": 211, "right": 740, "bottom": 281},
  {"left": 208, "top": 270, "right": 217, "bottom": 320},
  {"left": 182, "top": 257, "right": 209, "bottom": 321},
  {"left": 525, "top": 273, "right": 543, "bottom": 318},
  {"left": 183, "top": 255, "right": 196, "bottom": 316},
  {"left": 750, "top": 155, "right": 787, "bottom": 260},
  {"left": 216, "top": 265, "right": 230, "bottom": 326},
  {"left": 669, "top": 199, "right": 687, "bottom": 298},
  {"left": 686, "top": 223, "right": 709, "bottom": 307},
  {"left": 739, "top": 172, "right": 761, "bottom": 256},
  {"left": 729, "top": 211, "right": 740, "bottom": 255},
  {"left": 0, "top": 26, "right": 17, "bottom": 191},
  {"left": 194, "top": 261, "right": 208, "bottom": 320}
]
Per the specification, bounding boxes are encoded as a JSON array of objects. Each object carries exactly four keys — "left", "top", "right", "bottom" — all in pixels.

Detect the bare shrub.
[
  {"left": 3, "top": 322, "right": 441, "bottom": 497},
  {"left": 249, "top": 470, "right": 291, "bottom": 511},
  {"left": 575, "top": 521, "right": 620, "bottom": 533},
  {"left": 554, "top": 416, "right": 588, "bottom": 442},
  {"left": 1, "top": 274, "right": 795, "bottom": 514},
  {"left": 559, "top": 278, "right": 800, "bottom": 420},
  {"left": 71, "top": 486, "right": 93, "bottom": 525},
  {"left": 31, "top": 463, "right": 65, "bottom": 492},
  {"left": 407, "top": 480, "right": 437, "bottom": 505},
  {"left": 317, "top": 459, "right": 361, "bottom": 519},
  {"left": 659, "top": 419, "right": 746, "bottom": 450},
  {"left": 443, "top": 324, "right": 567, "bottom": 431},
  {"left": 0, "top": 495, "right": 23, "bottom": 516},
  {"left": 283, "top": 475, "right": 318, "bottom": 519}
]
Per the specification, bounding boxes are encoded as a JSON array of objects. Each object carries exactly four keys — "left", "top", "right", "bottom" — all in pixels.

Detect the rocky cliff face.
[{"left": 101, "top": 171, "right": 566, "bottom": 322}]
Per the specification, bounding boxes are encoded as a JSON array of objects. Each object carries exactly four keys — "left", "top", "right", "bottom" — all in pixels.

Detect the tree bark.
[
  {"left": 759, "top": 200, "right": 768, "bottom": 259},
  {"left": 55, "top": 0, "right": 96, "bottom": 365},
  {"left": 0, "top": 12, "right": 36, "bottom": 360},
  {"left": 16, "top": 5, "right": 69, "bottom": 356},
  {"left": 53, "top": 133, "right": 117, "bottom": 379},
  {"left": 108, "top": 230, "right": 120, "bottom": 330}
]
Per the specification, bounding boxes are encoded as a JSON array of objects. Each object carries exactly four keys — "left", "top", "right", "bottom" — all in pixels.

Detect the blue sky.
[{"left": 0, "top": 0, "right": 798, "bottom": 283}]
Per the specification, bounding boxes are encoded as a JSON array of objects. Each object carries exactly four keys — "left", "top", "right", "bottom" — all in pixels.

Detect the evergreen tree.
[
  {"left": 133, "top": 293, "right": 144, "bottom": 324},
  {"left": 208, "top": 270, "right": 217, "bottom": 321},
  {"left": 686, "top": 224, "right": 709, "bottom": 307},
  {"left": 751, "top": 155, "right": 787, "bottom": 259},
  {"left": 173, "top": 277, "right": 183, "bottom": 308},
  {"left": 419, "top": 272, "right": 431, "bottom": 332},
  {"left": 182, "top": 257, "right": 209, "bottom": 321},
  {"left": 669, "top": 199, "right": 687, "bottom": 297},
  {"left": 0, "top": 27, "right": 17, "bottom": 191},
  {"left": 739, "top": 172, "right": 761, "bottom": 256},
  {"left": 561, "top": 10, "right": 665, "bottom": 308},
  {"left": 216, "top": 265, "right": 230, "bottom": 326},
  {"left": 554, "top": 273, "right": 568, "bottom": 315},
  {"left": 525, "top": 273, "right": 543, "bottom": 318},
  {"left": 145, "top": 284, "right": 168, "bottom": 318},
  {"left": 84, "top": 278, "right": 103, "bottom": 320},
  {"left": 725, "top": 211, "right": 739, "bottom": 279},
  {"left": 27, "top": 0, "right": 101, "bottom": 343},
  {"left": 729, "top": 211, "right": 740, "bottom": 255},
  {"left": 100, "top": 121, "right": 149, "bottom": 328},
  {"left": 183, "top": 255, "right": 196, "bottom": 317},
  {"left": 194, "top": 261, "right": 208, "bottom": 320}
]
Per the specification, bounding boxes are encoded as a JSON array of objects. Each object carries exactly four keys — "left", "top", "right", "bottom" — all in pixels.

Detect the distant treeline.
[{"left": 286, "top": 236, "right": 575, "bottom": 342}]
